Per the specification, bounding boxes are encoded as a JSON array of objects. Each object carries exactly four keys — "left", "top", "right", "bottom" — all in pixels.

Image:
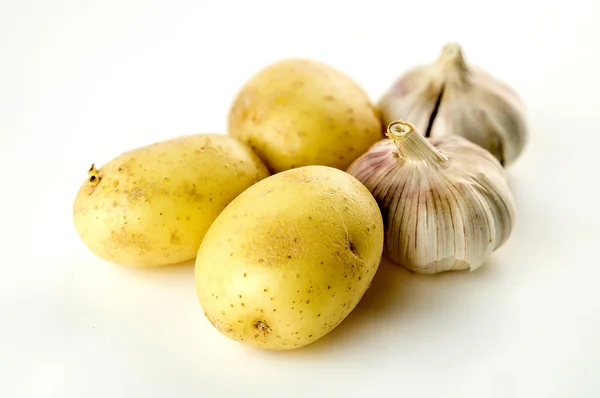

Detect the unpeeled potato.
[
  {"left": 228, "top": 58, "right": 383, "bottom": 173},
  {"left": 73, "top": 134, "right": 269, "bottom": 267},
  {"left": 195, "top": 166, "right": 384, "bottom": 350}
]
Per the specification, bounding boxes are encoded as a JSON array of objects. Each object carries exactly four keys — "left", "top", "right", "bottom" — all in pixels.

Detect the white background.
[{"left": 1, "top": 0, "right": 599, "bottom": 397}]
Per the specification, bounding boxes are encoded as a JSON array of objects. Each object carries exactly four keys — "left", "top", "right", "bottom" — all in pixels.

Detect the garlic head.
[
  {"left": 378, "top": 43, "right": 528, "bottom": 167},
  {"left": 347, "top": 120, "right": 516, "bottom": 274}
]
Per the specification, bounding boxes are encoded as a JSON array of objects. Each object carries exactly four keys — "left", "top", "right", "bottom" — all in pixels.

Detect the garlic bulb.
[
  {"left": 347, "top": 120, "right": 516, "bottom": 274},
  {"left": 378, "top": 43, "right": 528, "bottom": 167}
]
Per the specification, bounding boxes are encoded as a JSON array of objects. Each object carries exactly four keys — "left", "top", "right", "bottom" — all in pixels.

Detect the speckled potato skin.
[
  {"left": 195, "top": 166, "right": 384, "bottom": 350},
  {"left": 228, "top": 59, "right": 383, "bottom": 173},
  {"left": 73, "top": 134, "right": 270, "bottom": 267}
]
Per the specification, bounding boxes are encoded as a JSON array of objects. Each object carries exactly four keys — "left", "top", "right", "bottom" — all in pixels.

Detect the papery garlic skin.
[
  {"left": 347, "top": 120, "right": 515, "bottom": 274},
  {"left": 378, "top": 43, "right": 528, "bottom": 167}
]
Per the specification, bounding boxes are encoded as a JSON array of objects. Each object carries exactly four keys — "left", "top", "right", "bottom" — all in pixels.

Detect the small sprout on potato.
[{"left": 87, "top": 164, "right": 101, "bottom": 187}]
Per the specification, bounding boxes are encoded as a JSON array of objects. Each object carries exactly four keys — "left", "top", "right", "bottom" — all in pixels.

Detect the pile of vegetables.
[{"left": 73, "top": 43, "right": 526, "bottom": 350}]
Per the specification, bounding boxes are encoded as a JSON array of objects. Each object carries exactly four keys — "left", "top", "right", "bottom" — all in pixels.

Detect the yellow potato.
[
  {"left": 228, "top": 59, "right": 383, "bottom": 173},
  {"left": 73, "top": 134, "right": 269, "bottom": 267},
  {"left": 195, "top": 166, "right": 384, "bottom": 350}
]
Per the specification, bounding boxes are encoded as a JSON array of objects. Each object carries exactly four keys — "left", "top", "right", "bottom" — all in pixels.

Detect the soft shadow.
[
  {"left": 253, "top": 258, "right": 413, "bottom": 357},
  {"left": 110, "top": 251, "right": 504, "bottom": 358},
  {"left": 289, "top": 260, "right": 417, "bottom": 354},
  {"left": 256, "top": 255, "right": 503, "bottom": 357},
  {"left": 341, "top": 258, "right": 414, "bottom": 321},
  {"left": 114, "top": 259, "right": 195, "bottom": 283}
]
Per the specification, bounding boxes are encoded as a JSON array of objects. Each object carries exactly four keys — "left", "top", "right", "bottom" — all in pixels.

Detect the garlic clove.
[
  {"left": 378, "top": 43, "right": 528, "bottom": 167},
  {"left": 346, "top": 120, "right": 516, "bottom": 274}
]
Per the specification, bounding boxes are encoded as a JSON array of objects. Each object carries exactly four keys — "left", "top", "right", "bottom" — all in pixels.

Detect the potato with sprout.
[{"left": 73, "top": 134, "right": 269, "bottom": 267}]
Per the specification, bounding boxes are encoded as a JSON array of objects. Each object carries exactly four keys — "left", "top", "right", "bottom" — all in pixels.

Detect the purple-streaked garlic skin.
[
  {"left": 347, "top": 120, "right": 515, "bottom": 274},
  {"left": 378, "top": 43, "right": 528, "bottom": 167}
]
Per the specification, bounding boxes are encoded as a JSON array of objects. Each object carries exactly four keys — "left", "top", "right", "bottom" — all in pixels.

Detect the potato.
[
  {"left": 195, "top": 166, "right": 384, "bottom": 350},
  {"left": 73, "top": 134, "right": 270, "bottom": 267},
  {"left": 228, "top": 58, "right": 383, "bottom": 173}
]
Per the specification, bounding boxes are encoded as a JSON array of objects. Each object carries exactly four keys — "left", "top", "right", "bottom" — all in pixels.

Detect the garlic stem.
[
  {"left": 437, "top": 42, "right": 470, "bottom": 85},
  {"left": 386, "top": 121, "right": 449, "bottom": 165}
]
